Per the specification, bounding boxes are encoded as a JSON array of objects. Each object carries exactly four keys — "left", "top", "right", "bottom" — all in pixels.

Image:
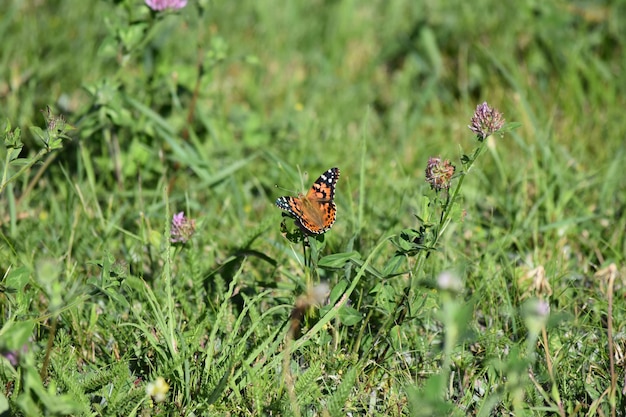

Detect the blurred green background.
[{"left": 3, "top": 1, "right": 625, "bottom": 240}]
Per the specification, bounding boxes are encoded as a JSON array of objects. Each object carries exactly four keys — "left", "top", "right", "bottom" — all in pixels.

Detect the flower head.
[
  {"left": 170, "top": 212, "right": 196, "bottom": 244},
  {"left": 436, "top": 271, "right": 463, "bottom": 293},
  {"left": 468, "top": 102, "right": 505, "bottom": 140},
  {"left": 1, "top": 344, "right": 29, "bottom": 367},
  {"left": 425, "top": 157, "right": 455, "bottom": 191},
  {"left": 42, "top": 106, "right": 66, "bottom": 133},
  {"left": 146, "top": 376, "right": 170, "bottom": 403},
  {"left": 523, "top": 298, "right": 550, "bottom": 337},
  {"left": 145, "top": 0, "right": 187, "bottom": 11}
]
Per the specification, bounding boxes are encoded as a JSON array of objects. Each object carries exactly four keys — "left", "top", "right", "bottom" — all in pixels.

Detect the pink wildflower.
[
  {"left": 170, "top": 212, "right": 196, "bottom": 243},
  {"left": 145, "top": 0, "right": 187, "bottom": 11}
]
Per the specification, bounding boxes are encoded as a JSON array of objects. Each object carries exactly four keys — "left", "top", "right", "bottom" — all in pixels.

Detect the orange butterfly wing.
[{"left": 275, "top": 167, "right": 340, "bottom": 235}]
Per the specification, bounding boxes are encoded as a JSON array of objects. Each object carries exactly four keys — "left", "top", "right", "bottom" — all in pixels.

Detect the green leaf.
[
  {"left": 318, "top": 251, "right": 361, "bottom": 268},
  {"left": 382, "top": 254, "right": 406, "bottom": 277},
  {"left": 499, "top": 121, "right": 522, "bottom": 134},
  {"left": 21, "top": 366, "right": 84, "bottom": 414},
  {"left": 28, "top": 125, "right": 47, "bottom": 144},
  {"left": 0, "top": 392, "right": 9, "bottom": 414},
  {"left": 0, "top": 319, "right": 35, "bottom": 351},
  {"left": 3, "top": 122, "right": 22, "bottom": 151},
  {"left": 338, "top": 305, "right": 362, "bottom": 326},
  {"left": 48, "top": 137, "right": 63, "bottom": 150},
  {"left": 119, "top": 23, "right": 148, "bottom": 51},
  {"left": 328, "top": 279, "right": 348, "bottom": 305},
  {"left": 5, "top": 266, "right": 30, "bottom": 291}
]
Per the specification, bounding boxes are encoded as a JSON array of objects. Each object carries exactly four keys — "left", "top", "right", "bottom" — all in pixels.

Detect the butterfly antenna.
[{"left": 274, "top": 184, "right": 296, "bottom": 194}]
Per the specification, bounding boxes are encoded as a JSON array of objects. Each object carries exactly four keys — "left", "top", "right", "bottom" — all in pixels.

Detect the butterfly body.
[{"left": 275, "top": 167, "right": 340, "bottom": 235}]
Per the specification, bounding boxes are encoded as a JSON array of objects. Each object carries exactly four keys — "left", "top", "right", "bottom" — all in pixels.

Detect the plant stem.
[{"left": 0, "top": 148, "right": 49, "bottom": 195}]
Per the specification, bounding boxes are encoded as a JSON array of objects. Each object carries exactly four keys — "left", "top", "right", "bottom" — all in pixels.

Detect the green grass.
[{"left": 1, "top": 0, "right": 625, "bottom": 415}]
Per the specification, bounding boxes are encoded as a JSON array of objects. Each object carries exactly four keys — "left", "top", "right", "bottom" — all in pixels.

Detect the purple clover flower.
[
  {"left": 425, "top": 156, "right": 455, "bottom": 191},
  {"left": 1, "top": 344, "right": 28, "bottom": 367},
  {"left": 468, "top": 102, "right": 505, "bottom": 140},
  {"left": 170, "top": 212, "right": 196, "bottom": 244},
  {"left": 145, "top": 0, "right": 188, "bottom": 11}
]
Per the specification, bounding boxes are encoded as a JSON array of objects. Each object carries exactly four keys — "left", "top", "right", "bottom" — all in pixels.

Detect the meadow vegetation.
[{"left": 1, "top": 0, "right": 625, "bottom": 415}]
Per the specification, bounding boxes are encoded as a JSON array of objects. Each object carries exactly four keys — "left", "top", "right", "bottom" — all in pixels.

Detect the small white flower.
[
  {"left": 146, "top": 376, "right": 170, "bottom": 403},
  {"left": 437, "top": 271, "right": 463, "bottom": 293}
]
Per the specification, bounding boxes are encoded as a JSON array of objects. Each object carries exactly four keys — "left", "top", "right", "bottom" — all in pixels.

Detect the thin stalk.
[{"left": 0, "top": 148, "right": 49, "bottom": 195}]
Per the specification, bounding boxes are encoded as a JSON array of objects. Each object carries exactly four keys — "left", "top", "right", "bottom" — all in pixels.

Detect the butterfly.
[{"left": 275, "top": 167, "right": 340, "bottom": 235}]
